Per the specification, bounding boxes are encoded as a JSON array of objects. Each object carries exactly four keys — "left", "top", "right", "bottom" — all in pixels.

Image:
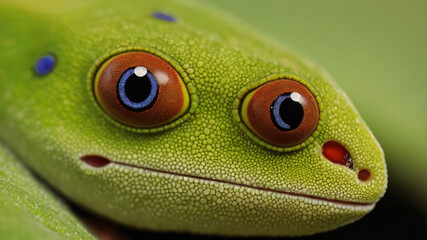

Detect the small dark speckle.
[{"left": 151, "top": 12, "right": 176, "bottom": 22}]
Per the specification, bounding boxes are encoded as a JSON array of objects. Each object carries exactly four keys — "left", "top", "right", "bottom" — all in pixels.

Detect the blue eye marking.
[
  {"left": 34, "top": 54, "right": 56, "bottom": 76},
  {"left": 151, "top": 12, "right": 176, "bottom": 22},
  {"left": 117, "top": 66, "right": 158, "bottom": 111},
  {"left": 270, "top": 92, "right": 304, "bottom": 131}
]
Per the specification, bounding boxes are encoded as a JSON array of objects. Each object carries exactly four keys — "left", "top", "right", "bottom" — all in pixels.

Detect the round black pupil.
[
  {"left": 280, "top": 97, "right": 303, "bottom": 130},
  {"left": 271, "top": 93, "right": 304, "bottom": 131},
  {"left": 124, "top": 73, "right": 152, "bottom": 103}
]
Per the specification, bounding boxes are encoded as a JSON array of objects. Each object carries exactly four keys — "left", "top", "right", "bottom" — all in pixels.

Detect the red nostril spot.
[
  {"left": 81, "top": 155, "right": 111, "bottom": 168},
  {"left": 358, "top": 169, "right": 371, "bottom": 181},
  {"left": 322, "top": 141, "right": 354, "bottom": 169}
]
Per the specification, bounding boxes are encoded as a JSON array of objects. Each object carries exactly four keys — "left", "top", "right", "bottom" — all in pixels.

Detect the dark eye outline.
[
  {"left": 87, "top": 47, "right": 198, "bottom": 133},
  {"left": 232, "top": 74, "right": 324, "bottom": 152}
]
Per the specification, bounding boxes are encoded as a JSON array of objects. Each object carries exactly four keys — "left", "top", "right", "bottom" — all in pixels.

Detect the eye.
[
  {"left": 239, "top": 79, "right": 319, "bottom": 148},
  {"left": 94, "top": 51, "right": 190, "bottom": 129}
]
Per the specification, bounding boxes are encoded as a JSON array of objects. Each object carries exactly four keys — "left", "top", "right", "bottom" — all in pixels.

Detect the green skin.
[
  {"left": 0, "top": 0, "right": 387, "bottom": 238},
  {"left": 223, "top": 0, "right": 427, "bottom": 212},
  {"left": 212, "top": 0, "right": 427, "bottom": 212}
]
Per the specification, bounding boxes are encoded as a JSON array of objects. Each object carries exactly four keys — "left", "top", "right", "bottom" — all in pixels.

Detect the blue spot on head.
[
  {"left": 35, "top": 54, "right": 56, "bottom": 76},
  {"left": 152, "top": 12, "right": 176, "bottom": 22}
]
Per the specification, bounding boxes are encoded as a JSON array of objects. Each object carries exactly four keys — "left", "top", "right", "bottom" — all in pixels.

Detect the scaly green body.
[{"left": 0, "top": 0, "right": 387, "bottom": 237}]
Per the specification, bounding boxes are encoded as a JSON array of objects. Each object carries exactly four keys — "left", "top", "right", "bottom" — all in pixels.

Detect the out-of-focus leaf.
[{"left": 0, "top": 143, "right": 94, "bottom": 240}]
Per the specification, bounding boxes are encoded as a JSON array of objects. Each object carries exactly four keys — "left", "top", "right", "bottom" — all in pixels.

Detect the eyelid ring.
[
  {"left": 232, "top": 73, "right": 325, "bottom": 152},
  {"left": 87, "top": 47, "right": 198, "bottom": 133}
]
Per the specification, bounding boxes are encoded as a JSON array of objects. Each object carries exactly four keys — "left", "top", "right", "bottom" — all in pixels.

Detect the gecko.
[{"left": 0, "top": 0, "right": 387, "bottom": 238}]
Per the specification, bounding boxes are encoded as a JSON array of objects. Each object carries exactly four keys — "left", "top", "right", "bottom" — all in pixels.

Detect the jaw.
[
  {"left": 81, "top": 154, "right": 375, "bottom": 207},
  {"left": 76, "top": 154, "right": 376, "bottom": 236}
]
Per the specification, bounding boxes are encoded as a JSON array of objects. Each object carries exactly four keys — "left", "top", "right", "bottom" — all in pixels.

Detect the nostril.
[
  {"left": 322, "top": 140, "right": 354, "bottom": 169},
  {"left": 358, "top": 169, "right": 371, "bottom": 181},
  {"left": 81, "top": 155, "right": 111, "bottom": 168}
]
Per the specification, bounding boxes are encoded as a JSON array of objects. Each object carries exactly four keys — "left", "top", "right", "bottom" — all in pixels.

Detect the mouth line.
[{"left": 81, "top": 154, "right": 374, "bottom": 207}]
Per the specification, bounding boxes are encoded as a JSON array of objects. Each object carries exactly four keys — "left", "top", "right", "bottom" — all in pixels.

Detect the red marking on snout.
[
  {"left": 322, "top": 140, "right": 353, "bottom": 169},
  {"left": 358, "top": 169, "right": 371, "bottom": 181},
  {"left": 81, "top": 155, "right": 111, "bottom": 167}
]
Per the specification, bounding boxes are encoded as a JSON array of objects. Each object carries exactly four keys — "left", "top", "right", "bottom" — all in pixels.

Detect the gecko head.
[{"left": 1, "top": 0, "right": 386, "bottom": 237}]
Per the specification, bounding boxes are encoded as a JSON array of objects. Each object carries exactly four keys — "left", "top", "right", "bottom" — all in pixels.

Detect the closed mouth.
[{"left": 81, "top": 154, "right": 375, "bottom": 208}]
